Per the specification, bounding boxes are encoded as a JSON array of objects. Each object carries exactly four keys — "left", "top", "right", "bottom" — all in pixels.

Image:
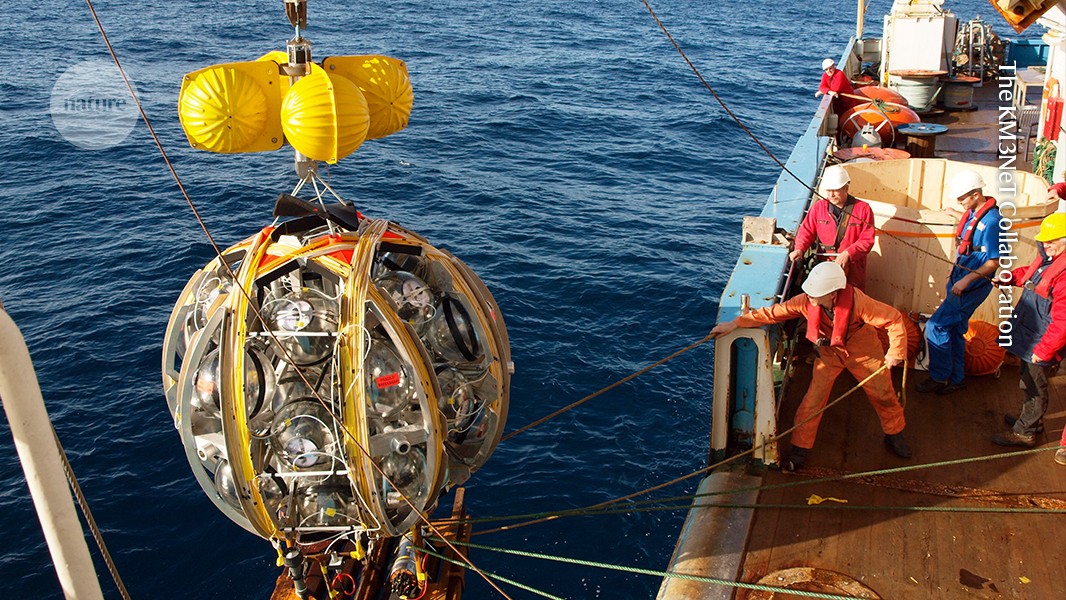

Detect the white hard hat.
[
  {"left": 822, "top": 58, "right": 835, "bottom": 70},
  {"left": 949, "top": 170, "right": 985, "bottom": 200},
  {"left": 820, "top": 165, "right": 851, "bottom": 191},
  {"left": 802, "top": 262, "right": 848, "bottom": 298}
]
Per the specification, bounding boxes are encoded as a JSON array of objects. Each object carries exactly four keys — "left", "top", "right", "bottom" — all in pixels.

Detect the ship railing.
[{"left": 708, "top": 38, "right": 869, "bottom": 467}]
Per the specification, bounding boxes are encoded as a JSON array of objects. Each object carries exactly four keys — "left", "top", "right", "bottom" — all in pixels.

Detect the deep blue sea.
[{"left": 0, "top": 1, "right": 1021, "bottom": 598}]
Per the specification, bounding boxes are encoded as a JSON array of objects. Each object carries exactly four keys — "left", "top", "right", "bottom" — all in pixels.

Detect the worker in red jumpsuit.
[
  {"left": 789, "top": 165, "right": 876, "bottom": 289},
  {"left": 1048, "top": 179, "right": 1065, "bottom": 201},
  {"left": 816, "top": 58, "right": 854, "bottom": 115},
  {"left": 709, "top": 262, "right": 911, "bottom": 471},
  {"left": 994, "top": 213, "right": 1066, "bottom": 467}
]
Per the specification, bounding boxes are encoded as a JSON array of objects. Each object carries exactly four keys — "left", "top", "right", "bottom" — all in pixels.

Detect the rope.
[
  {"left": 426, "top": 539, "right": 869, "bottom": 600},
  {"left": 477, "top": 364, "right": 888, "bottom": 536},
  {"left": 440, "top": 446, "right": 1065, "bottom": 528},
  {"left": 501, "top": 333, "right": 712, "bottom": 442},
  {"left": 639, "top": 0, "right": 805, "bottom": 197},
  {"left": 51, "top": 426, "right": 132, "bottom": 600},
  {"left": 640, "top": 0, "right": 1010, "bottom": 285},
  {"left": 418, "top": 546, "right": 564, "bottom": 600},
  {"left": 84, "top": 3, "right": 513, "bottom": 597}
]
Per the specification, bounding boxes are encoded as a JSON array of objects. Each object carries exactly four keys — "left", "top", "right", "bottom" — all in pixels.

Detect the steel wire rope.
[
  {"left": 435, "top": 445, "right": 1066, "bottom": 528},
  {"left": 51, "top": 425, "right": 132, "bottom": 600},
  {"left": 84, "top": 2, "right": 513, "bottom": 597},
  {"left": 500, "top": 333, "right": 713, "bottom": 442},
  {"left": 476, "top": 363, "right": 889, "bottom": 536},
  {"left": 421, "top": 538, "right": 870, "bottom": 600}
]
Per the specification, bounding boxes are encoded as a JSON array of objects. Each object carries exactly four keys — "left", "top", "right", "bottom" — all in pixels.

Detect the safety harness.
[
  {"left": 806, "top": 284, "right": 854, "bottom": 349},
  {"left": 816, "top": 196, "right": 856, "bottom": 254},
  {"left": 1016, "top": 253, "right": 1066, "bottom": 298},
  {"left": 955, "top": 197, "right": 997, "bottom": 255}
]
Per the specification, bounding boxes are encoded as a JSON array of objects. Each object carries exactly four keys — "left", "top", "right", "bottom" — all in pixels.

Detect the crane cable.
[{"left": 83, "top": 2, "right": 514, "bottom": 598}]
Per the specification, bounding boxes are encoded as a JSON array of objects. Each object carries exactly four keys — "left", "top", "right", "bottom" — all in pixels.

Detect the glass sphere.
[
  {"left": 193, "top": 349, "right": 222, "bottom": 417},
  {"left": 192, "top": 273, "right": 233, "bottom": 329},
  {"left": 435, "top": 366, "right": 473, "bottom": 420},
  {"left": 214, "top": 459, "right": 242, "bottom": 510},
  {"left": 267, "top": 290, "right": 339, "bottom": 365},
  {"left": 380, "top": 447, "right": 426, "bottom": 508},
  {"left": 193, "top": 348, "right": 274, "bottom": 419},
  {"left": 297, "top": 483, "right": 355, "bottom": 527},
  {"left": 270, "top": 400, "right": 337, "bottom": 469},
  {"left": 425, "top": 296, "right": 483, "bottom": 363},
  {"left": 364, "top": 341, "right": 416, "bottom": 418},
  {"left": 376, "top": 270, "right": 436, "bottom": 330}
]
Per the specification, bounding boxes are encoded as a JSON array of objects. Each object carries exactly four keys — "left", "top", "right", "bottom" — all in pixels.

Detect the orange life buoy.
[
  {"left": 964, "top": 320, "right": 1006, "bottom": 376},
  {"left": 840, "top": 101, "right": 920, "bottom": 147}
]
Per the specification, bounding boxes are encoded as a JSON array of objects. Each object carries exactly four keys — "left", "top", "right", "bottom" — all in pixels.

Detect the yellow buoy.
[
  {"left": 255, "top": 51, "right": 291, "bottom": 97},
  {"left": 178, "top": 61, "right": 283, "bottom": 153},
  {"left": 323, "top": 55, "right": 413, "bottom": 140},
  {"left": 280, "top": 65, "right": 369, "bottom": 163}
]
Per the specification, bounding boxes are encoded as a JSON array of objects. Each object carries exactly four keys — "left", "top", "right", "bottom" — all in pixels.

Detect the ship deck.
[
  {"left": 929, "top": 80, "right": 1041, "bottom": 170},
  {"left": 737, "top": 360, "right": 1066, "bottom": 599},
  {"left": 738, "top": 83, "right": 1066, "bottom": 599},
  {"left": 660, "top": 81, "right": 1066, "bottom": 599}
]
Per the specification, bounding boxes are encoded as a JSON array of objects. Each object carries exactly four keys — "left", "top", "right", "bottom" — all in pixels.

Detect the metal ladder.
[{"left": 965, "top": 18, "right": 987, "bottom": 81}]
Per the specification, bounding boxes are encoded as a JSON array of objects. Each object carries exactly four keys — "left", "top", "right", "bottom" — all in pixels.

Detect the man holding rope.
[
  {"left": 994, "top": 213, "right": 1066, "bottom": 464},
  {"left": 917, "top": 171, "right": 1002, "bottom": 395},
  {"left": 709, "top": 262, "right": 911, "bottom": 471},
  {"left": 788, "top": 165, "right": 875, "bottom": 289}
]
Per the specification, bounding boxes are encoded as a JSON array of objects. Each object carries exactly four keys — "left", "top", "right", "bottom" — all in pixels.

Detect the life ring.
[{"left": 840, "top": 101, "right": 920, "bottom": 147}]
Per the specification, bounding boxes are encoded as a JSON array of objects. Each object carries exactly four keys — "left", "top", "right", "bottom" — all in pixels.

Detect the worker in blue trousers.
[{"left": 917, "top": 170, "right": 1001, "bottom": 395}]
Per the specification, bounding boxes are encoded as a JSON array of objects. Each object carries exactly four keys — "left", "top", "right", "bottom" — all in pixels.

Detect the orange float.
[
  {"left": 839, "top": 101, "right": 920, "bottom": 147},
  {"left": 855, "top": 86, "right": 907, "bottom": 106},
  {"left": 964, "top": 320, "right": 1006, "bottom": 376}
]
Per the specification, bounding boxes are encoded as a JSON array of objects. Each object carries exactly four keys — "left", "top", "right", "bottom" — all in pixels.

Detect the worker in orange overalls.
[{"left": 709, "top": 262, "right": 911, "bottom": 470}]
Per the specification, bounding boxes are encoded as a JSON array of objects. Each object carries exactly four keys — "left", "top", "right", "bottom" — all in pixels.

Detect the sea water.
[{"left": 0, "top": 0, "right": 1024, "bottom": 597}]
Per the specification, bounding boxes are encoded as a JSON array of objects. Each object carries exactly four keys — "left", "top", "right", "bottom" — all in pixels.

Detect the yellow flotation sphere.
[
  {"left": 255, "top": 51, "right": 291, "bottom": 97},
  {"left": 323, "top": 55, "right": 413, "bottom": 140},
  {"left": 280, "top": 68, "right": 369, "bottom": 163},
  {"left": 178, "top": 62, "right": 283, "bottom": 154}
]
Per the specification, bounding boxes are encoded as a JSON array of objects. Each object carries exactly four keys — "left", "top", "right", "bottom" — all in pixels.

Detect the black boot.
[
  {"left": 884, "top": 433, "right": 912, "bottom": 458},
  {"left": 785, "top": 446, "right": 808, "bottom": 472}
]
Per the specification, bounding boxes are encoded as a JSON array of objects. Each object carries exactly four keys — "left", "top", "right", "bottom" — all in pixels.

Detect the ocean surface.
[{"left": 0, "top": 1, "right": 1025, "bottom": 598}]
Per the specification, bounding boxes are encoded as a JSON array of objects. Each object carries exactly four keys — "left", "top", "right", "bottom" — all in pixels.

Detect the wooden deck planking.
[
  {"left": 924, "top": 84, "right": 1011, "bottom": 169},
  {"left": 695, "top": 70, "right": 1060, "bottom": 600},
  {"left": 740, "top": 359, "right": 1066, "bottom": 599}
]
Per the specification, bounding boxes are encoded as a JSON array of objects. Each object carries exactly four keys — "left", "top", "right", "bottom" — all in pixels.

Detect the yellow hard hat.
[{"left": 1035, "top": 213, "right": 1066, "bottom": 242}]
